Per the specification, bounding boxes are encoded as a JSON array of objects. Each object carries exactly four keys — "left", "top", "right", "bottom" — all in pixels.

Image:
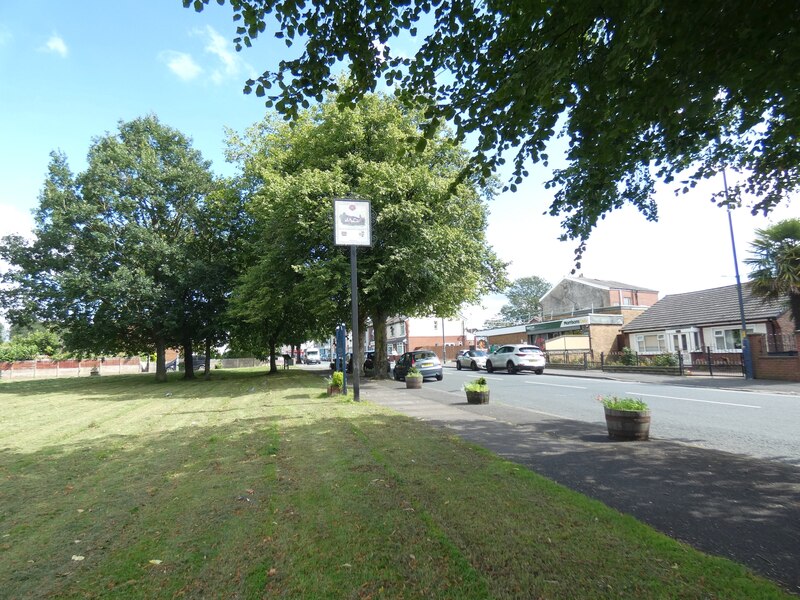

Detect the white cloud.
[
  {"left": 0, "top": 203, "right": 34, "bottom": 239},
  {"left": 160, "top": 50, "right": 203, "bottom": 81},
  {"left": 196, "top": 25, "right": 252, "bottom": 84},
  {"left": 41, "top": 34, "right": 68, "bottom": 57}
]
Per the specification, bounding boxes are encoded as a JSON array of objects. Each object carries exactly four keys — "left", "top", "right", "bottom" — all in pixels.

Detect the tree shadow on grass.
[{"left": 417, "top": 411, "right": 800, "bottom": 594}]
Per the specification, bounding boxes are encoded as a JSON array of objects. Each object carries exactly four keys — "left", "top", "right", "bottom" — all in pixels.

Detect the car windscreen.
[
  {"left": 518, "top": 347, "right": 542, "bottom": 353},
  {"left": 471, "top": 350, "right": 487, "bottom": 357},
  {"left": 414, "top": 351, "right": 436, "bottom": 360}
]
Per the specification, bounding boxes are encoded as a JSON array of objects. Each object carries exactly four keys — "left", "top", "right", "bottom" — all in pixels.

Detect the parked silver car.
[
  {"left": 485, "top": 344, "right": 545, "bottom": 374},
  {"left": 393, "top": 349, "right": 443, "bottom": 381},
  {"left": 456, "top": 349, "right": 488, "bottom": 371}
]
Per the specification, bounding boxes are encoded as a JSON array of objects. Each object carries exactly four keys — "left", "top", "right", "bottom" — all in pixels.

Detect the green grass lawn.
[{"left": 0, "top": 369, "right": 792, "bottom": 599}]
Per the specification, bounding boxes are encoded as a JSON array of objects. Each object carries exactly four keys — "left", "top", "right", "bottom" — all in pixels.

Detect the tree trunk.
[
  {"left": 203, "top": 338, "right": 212, "bottom": 380},
  {"left": 370, "top": 308, "right": 389, "bottom": 379},
  {"left": 269, "top": 338, "right": 277, "bottom": 373},
  {"left": 155, "top": 336, "right": 167, "bottom": 383},
  {"left": 182, "top": 336, "right": 195, "bottom": 380}
]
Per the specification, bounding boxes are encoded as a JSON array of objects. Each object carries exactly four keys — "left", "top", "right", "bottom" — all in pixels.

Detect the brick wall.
[
  {"left": 748, "top": 333, "right": 800, "bottom": 382},
  {"left": 590, "top": 324, "right": 623, "bottom": 355},
  {"left": 486, "top": 332, "right": 529, "bottom": 347}
]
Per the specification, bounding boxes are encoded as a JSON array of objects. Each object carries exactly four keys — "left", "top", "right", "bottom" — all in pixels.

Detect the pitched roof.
[
  {"left": 540, "top": 276, "right": 657, "bottom": 302},
  {"left": 622, "top": 283, "right": 789, "bottom": 332},
  {"left": 567, "top": 276, "right": 658, "bottom": 292}
]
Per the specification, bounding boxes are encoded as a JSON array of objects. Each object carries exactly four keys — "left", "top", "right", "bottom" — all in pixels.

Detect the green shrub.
[
  {"left": 406, "top": 367, "right": 423, "bottom": 378},
  {"left": 598, "top": 395, "right": 649, "bottom": 411},
  {"left": 464, "top": 377, "right": 489, "bottom": 392},
  {"left": 649, "top": 353, "right": 678, "bottom": 367},
  {"left": 330, "top": 371, "right": 344, "bottom": 388},
  {"left": 620, "top": 347, "right": 637, "bottom": 366}
]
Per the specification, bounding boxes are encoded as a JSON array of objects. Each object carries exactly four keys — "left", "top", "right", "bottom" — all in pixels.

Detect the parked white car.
[
  {"left": 456, "top": 349, "right": 488, "bottom": 371},
  {"left": 485, "top": 344, "right": 545, "bottom": 374}
]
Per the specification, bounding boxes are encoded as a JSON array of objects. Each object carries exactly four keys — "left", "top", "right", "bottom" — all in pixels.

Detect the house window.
[
  {"left": 623, "top": 297, "right": 631, "bottom": 306},
  {"left": 635, "top": 334, "right": 666, "bottom": 353},
  {"left": 389, "top": 325, "right": 395, "bottom": 337},
  {"left": 713, "top": 328, "right": 742, "bottom": 351}
]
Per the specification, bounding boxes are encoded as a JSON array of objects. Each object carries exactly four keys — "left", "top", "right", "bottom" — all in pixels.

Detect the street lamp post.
[{"left": 723, "top": 170, "right": 753, "bottom": 379}]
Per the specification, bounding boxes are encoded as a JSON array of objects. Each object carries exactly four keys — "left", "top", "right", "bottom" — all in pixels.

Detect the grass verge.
[{"left": 0, "top": 369, "right": 792, "bottom": 598}]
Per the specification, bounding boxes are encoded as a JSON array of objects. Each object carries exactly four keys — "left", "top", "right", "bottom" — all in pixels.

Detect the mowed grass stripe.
[{"left": 0, "top": 369, "right": 793, "bottom": 599}]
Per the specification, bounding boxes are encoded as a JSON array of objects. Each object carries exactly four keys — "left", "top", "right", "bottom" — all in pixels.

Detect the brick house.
[
  {"left": 384, "top": 315, "right": 468, "bottom": 362},
  {"left": 621, "top": 283, "right": 794, "bottom": 365},
  {"left": 529, "top": 276, "right": 657, "bottom": 355}
]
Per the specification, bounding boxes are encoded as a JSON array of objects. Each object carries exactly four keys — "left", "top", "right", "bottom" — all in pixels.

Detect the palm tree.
[{"left": 745, "top": 218, "right": 800, "bottom": 331}]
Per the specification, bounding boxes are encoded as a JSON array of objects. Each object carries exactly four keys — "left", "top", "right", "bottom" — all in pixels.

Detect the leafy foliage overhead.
[{"left": 187, "top": 0, "right": 798, "bottom": 260}]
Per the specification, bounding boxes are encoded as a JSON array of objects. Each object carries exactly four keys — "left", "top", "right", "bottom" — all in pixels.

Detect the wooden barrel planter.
[
  {"left": 405, "top": 376, "right": 422, "bottom": 389},
  {"left": 465, "top": 390, "right": 489, "bottom": 404},
  {"left": 604, "top": 407, "right": 651, "bottom": 441}
]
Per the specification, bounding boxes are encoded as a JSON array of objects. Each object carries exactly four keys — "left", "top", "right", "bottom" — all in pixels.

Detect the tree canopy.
[
  {"left": 746, "top": 218, "right": 800, "bottom": 330},
  {"left": 485, "top": 275, "right": 551, "bottom": 327},
  {"left": 0, "top": 115, "right": 220, "bottom": 381},
  {"left": 187, "top": 0, "right": 798, "bottom": 260},
  {"left": 228, "top": 91, "right": 506, "bottom": 375}
]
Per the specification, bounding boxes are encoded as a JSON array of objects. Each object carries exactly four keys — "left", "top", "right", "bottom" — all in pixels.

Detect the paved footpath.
[{"left": 359, "top": 372, "right": 800, "bottom": 595}]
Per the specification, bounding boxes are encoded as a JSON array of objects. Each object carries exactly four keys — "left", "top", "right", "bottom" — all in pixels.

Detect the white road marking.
[
  {"left": 666, "top": 385, "right": 792, "bottom": 398},
  {"left": 494, "top": 401, "right": 572, "bottom": 420},
  {"left": 626, "top": 392, "right": 761, "bottom": 409},
  {"left": 525, "top": 381, "right": 587, "bottom": 390}
]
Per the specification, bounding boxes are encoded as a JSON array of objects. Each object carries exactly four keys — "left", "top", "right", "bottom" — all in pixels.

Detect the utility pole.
[{"left": 723, "top": 170, "right": 753, "bottom": 379}]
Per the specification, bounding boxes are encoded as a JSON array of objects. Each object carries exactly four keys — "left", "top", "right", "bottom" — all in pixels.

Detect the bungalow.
[{"left": 621, "top": 283, "right": 793, "bottom": 365}]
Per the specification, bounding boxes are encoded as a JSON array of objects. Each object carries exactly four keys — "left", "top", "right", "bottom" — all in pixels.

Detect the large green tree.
[
  {"left": 746, "top": 218, "right": 800, "bottom": 331},
  {"left": 487, "top": 275, "right": 551, "bottom": 327},
  {"left": 0, "top": 116, "right": 217, "bottom": 381},
  {"left": 187, "top": 0, "right": 797, "bottom": 261},
  {"left": 230, "top": 91, "right": 506, "bottom": 376}
]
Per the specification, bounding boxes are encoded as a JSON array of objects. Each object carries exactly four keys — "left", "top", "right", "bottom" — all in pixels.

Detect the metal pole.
[
  {"left": 723, "top": 169, "right": 753, "bottom": 379},
  {"left": 441, "top": 317, "right": 446, "bottom": 363},
  {"left": 350, "top": 245, "right": 361, "bottom": 401}
]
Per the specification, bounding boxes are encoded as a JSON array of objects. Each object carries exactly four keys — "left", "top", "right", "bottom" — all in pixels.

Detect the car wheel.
[
  {"left": 456, "top": 361, "right": 462, "bottom": 371},
  {"left": 470, "top": 361, "right": 478, "bottom": 371},
  {"left": 436, "top": 373, "right": 443, "bottom": 381},
  {"left": 535, "top": 369, "right": 544, "bottom": 375},
  {"left": 507, "top": 361, "right": 517, "bottom": 374}
]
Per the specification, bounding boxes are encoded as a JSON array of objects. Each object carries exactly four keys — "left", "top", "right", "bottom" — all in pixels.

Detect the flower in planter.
[
  {"left": 406, "top": 367, "right": 423, "bottom": 378},
  {"left": 328, "top": 371, "right": 344, "bottom": 388},
  {"left": 597, "top": 395, "right": 648, "bottom": 411},
  {"left": 464, "top": 376, "right": 490, "bottom": 404},
  {"left": 464, "top": 376, "right": 489, "bottom": 393},
  {"left": 598, "top": 395, "right": 650, "bottom": 441}
]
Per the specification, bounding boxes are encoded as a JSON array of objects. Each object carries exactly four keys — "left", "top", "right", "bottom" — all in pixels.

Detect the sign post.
[{"left": 333, "top": 198, "right": 372, "bottom": 402}]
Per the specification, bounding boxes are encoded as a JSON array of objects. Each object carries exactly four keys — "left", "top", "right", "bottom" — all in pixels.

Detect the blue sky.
[{"left": 1, "top": 1, "right": 796, "bottom": 327}]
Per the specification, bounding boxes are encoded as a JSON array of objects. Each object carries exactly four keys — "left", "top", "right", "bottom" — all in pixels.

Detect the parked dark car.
[
  {"left": 393, "top": 350, "right": 443, "bottom": 381},
  {"left": 192, "top": 355, "right": 208, "bottom": 371}
]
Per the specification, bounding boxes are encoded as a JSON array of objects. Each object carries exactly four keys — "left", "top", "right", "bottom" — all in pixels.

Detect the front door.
[{"left": 672, "top": 333, "right": 692, "bottom": 365}]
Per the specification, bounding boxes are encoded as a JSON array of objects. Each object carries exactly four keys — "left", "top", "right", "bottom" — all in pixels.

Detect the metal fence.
[
  {"left": 544, "top": 348, "right": 745, "bottom": 377},
  {"left": 764, "top": 334, "right": 799, "bottom": 354}
]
